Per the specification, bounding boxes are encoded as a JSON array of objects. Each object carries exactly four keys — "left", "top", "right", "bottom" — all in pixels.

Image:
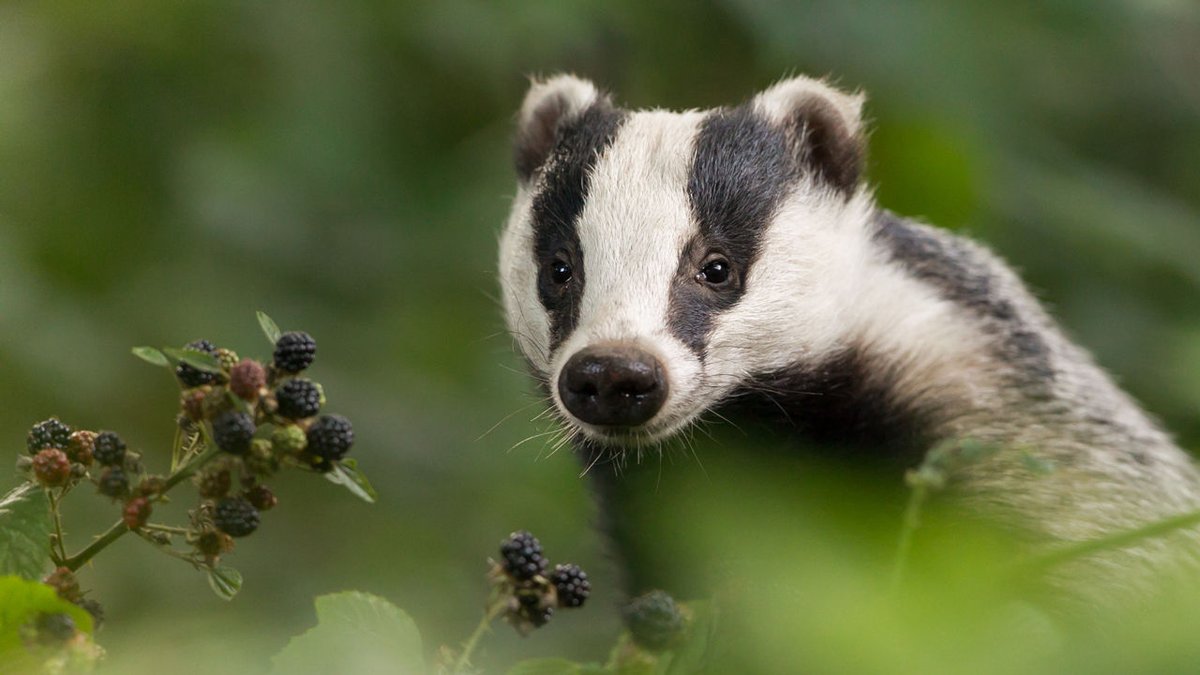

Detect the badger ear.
[
  {"left": 754, "top": 76, "right": 866, "bottom": 195},
  {"left": 514, "top": 75, "right": 605, "bottom": 183}
]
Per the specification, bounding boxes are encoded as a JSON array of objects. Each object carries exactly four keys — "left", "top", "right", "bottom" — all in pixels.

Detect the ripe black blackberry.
[
  {"left": 500, "top": 530, "right": 548, "bottom": 582},
  {"left": 305, "top": 414, "right": 354, "bottom": 469},
  {"left": 27, "top": 418, "right": 73, "bottom": 453},
  {"left": 275, "top": 378, "right": 322, "bottom": 419},
  {"left": 623, "top": 590, "right": 685, "bottom": 652},
  {"left": 551, "top": 563, "right": 591, "bottom": 608},
  {"left": 273, "top": 331, "right": 316, "bottom": 373},
  {"left": 175, "top": 339, "right": 220, "bottom": 388},
  {"left": 213, "top": 497, "right": 260, "bottom": 537},
  {"left": 212, "top": 411, "right": 255, "bottom": 455},
  {"left": 92, "top": 431, "right": 127, "bottom": 466},
  {"left": 516, "top": 592, "right": 553, "bottom": 629},
  {"left": 97, "top": 466, "right": 130, "bottom": 499}
]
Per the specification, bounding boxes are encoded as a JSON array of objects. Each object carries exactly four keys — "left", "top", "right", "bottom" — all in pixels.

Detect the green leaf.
[
  {"left": 257, "top": 310, "right": 282, "bottom": 345},
  {"left": 270, "top": 592, "right": 423, "bottom": 675},
  {"left": 0, "top": 485, "right": 51, "bottom": 580},
  {"left": 131, "top": 346, "right": 170, "bottom": 368},
  {"left": 506, "top": 658, "right": 583, "bottom": 675},
  {"left": 207, "top": 565, "right": 242, "bottom": 601},
  {"left": 162, "top": 347, "right": 222, "bottom": 373},
  {"left": 324, "top": 459, "right": 378, "bottom": 504},
  {"left": 0, "top": 575, "right": 94, "bottom": 663}
]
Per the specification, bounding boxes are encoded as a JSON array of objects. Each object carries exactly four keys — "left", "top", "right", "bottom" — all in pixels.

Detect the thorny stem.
[
  {"left": 47, "top": 489, "right": 68, "bottom": 565},
  {"left": 142, "top": 523, "right": 191, "bottom": 534},
  {"left": 133, "top": 528, "right": 202, "bottom": 567},
  {"left": 452, "top": 587, "right": 508, "bottom": 674},
  {"left": 62, "top": 443, "right": 221, "bottom": 572}
]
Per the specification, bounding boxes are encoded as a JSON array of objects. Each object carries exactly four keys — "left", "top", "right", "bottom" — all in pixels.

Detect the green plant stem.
[
  {"left": 889, "top": 482, "right": 929, "bottom": 593},
  {"left": 46, "top": 489, "right": 68, "bottom": 565},
  {"left": 452, "top": 591, "right": 507, "bottom": 675},
  {"left": 1016, "top": 508, "right": 1200, "bottom": 575},
  {"left": 62, "top": 443, "right": 220, "bottom": 572}
]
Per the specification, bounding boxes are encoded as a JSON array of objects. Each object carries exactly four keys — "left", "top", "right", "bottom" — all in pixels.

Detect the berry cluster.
[
  {"left": 14, "top": 316, "right": 368, "bottom": 626},
  {"left": 491, "top": 530, "right": 591, "bottom": 635},
  {"left": 622, "top": 590, "right": 686, "bottom": 651}
]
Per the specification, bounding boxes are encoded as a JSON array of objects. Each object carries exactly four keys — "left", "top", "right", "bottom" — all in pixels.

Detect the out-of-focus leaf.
[
  {"left": 324, "top": 459, "right": 377, "bottom": 504},
  {"left": 162, "top": 347, "right": 222, "bottom": 373},
  {"left": 506, "top": 658, "right": 583, "bottom": 675},
  {"left": 206, "top": 566, "right": 242, "bottom": 601},
  {"left": 0, "top": 574, "right": 95, "bottom": 669},
  {"left": 130, "top": 346, "right": 170, "bottom": 368},
  {"left": 0, "top": 485, "right": 51, "bottom": 580},
  {"left": 257, "top": 311, "right": 282, "bottom": 345},
  {"left": 270, "top": 592, "right": 422, "bottom": 675}
]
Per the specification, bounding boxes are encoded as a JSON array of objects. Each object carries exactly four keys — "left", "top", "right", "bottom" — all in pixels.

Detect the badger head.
[{"left": 499, "top": 75, "right": 875, "bottom": 448}]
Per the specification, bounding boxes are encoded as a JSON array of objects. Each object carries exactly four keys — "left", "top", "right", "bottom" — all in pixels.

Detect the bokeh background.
[{"left": 1, "top": 1, "right": 1198, "bottom": 672}]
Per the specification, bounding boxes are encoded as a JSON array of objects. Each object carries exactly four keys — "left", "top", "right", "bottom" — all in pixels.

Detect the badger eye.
[
  {"left": 550, "top": 258, "right": 573, "bottom": 285},
  {"left": 696, "top": 257, "right": 731, "bottom": 286}
]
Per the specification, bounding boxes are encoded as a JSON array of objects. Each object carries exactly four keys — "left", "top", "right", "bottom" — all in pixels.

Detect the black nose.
[{"left": 558, "top": 345, "right": 669, "bottom": 427}]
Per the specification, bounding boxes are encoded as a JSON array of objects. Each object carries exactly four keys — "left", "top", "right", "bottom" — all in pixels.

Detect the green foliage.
[
  {"left": 257, "top": 311, "right": 282, "bottom": 345},
  {"left": 324, "top": 458, "right": 378, "bottom": 504},
  {"left": 0, "top": 485, "right": 51, "bottom": 580},
  {"left": 161, "top": 347, "right": 222, "bottom": 373},
  {"left": 0, "top": 575, "right": 95, "bottom": 672},
  {"left": 206, "top": 565, "right": 242, "bottom": 602},
  {"left": 270, "top": 592, "right": 424, "bottom": 675}
]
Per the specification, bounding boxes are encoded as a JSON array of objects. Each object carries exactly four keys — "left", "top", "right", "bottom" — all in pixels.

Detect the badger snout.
[{"left": 558, "top": 344, "right": 669, "bottom": 428}]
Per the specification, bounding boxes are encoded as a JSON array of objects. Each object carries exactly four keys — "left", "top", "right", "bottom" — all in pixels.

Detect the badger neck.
[{"left": 723, "top": 208, "right": 1074, "bottom": 469}]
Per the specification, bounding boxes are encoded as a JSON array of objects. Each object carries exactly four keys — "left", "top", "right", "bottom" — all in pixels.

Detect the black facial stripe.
[
  {"left": 669, "top": 105, "right": 799, "bottom": 357},
  {"left": 530, "top": 103, "right": 627, "bottom": 351},
  {"left": 871, "top": 210, "right": 1055, "bottom": 384}
]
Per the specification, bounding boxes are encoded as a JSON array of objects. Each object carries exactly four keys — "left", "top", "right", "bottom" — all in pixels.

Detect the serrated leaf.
[
  {"left": 506, "top": 658, "right": 582, "bottom": 675},
  {"left": 270, "top": 592, "right": 423, "bottom": 675},
  {"left": 257, "top": 311, "right": 282, "bottom": 345},
  {"left": 162, "top": 347, "right": 222, "bottom": 373},
  {"left": 324, "top": 459, "right": 377, "bottom": 504},
  {"left": 0, "top": 485, "right": 51, "bottom": 580},
  {"left": 131, "top": 346, "right": 170, "bottom": 368},
  {"left": 0, "top": 575, "right": 95, "bottom": 665},
  {"left": 207, "top": 565, "right": 242, "bottom": 601}
]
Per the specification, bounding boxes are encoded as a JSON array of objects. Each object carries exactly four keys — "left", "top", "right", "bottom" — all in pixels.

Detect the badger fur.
[{"left": 498, "top": 74, "right": 1200, "bottom": 606}]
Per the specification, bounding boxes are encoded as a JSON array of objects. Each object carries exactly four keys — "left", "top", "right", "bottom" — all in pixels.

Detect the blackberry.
[
  {"left": 92, "top": 431, "right": 127, "bottom": 467},
  {"left": 122, "top": 496, "right": 152, "bottom": 529},
  {"left": 500, "top": 530, "right": 548, "bottom": 582},
  {"left": 305, "top": 414, "right": 354, "bottom": 468},
  {"left": 75, "top": 598, "right": 105, "bottom": 629},
  {"left": 32, "top": 449, "right": 71, "bottom": 487},
  {"left": 245, "top": 439, "right": 280, "bottom": 477},
  {"left": 515, "top": 592, "right": 554, "bottom": 629},
  {"left": 27, "top": 418, "right": 73, "bottom": 453},
  {"left": 212, "top": 411, "right": 255, "bottom": 455},
  {"left": 273, "top": 331, "right": 317, "bottom": 373},
  {"left": 34, "top": 613, "right": 77, "bottom": 643},
  {"left": 97, "top": 466, "right": 129, "bottom": 499},
  {"left": 213, "top": 497, "right": 260, "bottom": 537},
  {"left": 229, "top": 359, "right": 266, "bottom": 401},
  {"left": 175, "top": 339, "right": 220, "bottom": 388},
  {"left": 276, "top": 378, "right": 322, "bottom": 419},
  {"left": 67, "top": 430, "right": 96, "bottom": 466},
  {"left": 245, "top": 484, "right": 278, "bottom": 511},
  {"left": 552, "top": 563, "right": 591, "bottom": 608},
  {"left": 623, "top": 590, "right": 685, "bottom": 652}
]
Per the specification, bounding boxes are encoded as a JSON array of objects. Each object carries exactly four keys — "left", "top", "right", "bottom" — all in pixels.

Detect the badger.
[{"left": 497, "top": 74, "right": 1200, "bottom": 607}]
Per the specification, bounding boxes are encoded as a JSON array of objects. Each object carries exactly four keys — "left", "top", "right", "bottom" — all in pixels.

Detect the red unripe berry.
[
  {"left": 32, "top": 448, "right": 71, "bottom": 487},
  {"left": 229, "top": 359, "right": 267, "bottom": 401},
  {"left": 122, "top": 497, "right": 153, "bottom": 529}
]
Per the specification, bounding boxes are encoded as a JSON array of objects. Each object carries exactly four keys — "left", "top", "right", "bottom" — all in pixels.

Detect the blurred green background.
[{"left": 1, "top": 1, "right": 1199, "bottom": 672}]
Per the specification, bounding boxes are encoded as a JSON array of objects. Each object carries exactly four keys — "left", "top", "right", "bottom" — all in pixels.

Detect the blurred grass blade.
[
  {"left": 257, "top": 311, "right": 282, "bottom": 345},
  {"left": 131, "top": 346, "right": 170, "bottom": 368},
  {"left": 207, "top": 565, "right": 242, "bottom": 601}
]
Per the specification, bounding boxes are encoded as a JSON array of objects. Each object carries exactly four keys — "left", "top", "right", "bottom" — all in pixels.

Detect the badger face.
[{"left": 500, "top": 75, "right": 872, "bottom": 447}]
